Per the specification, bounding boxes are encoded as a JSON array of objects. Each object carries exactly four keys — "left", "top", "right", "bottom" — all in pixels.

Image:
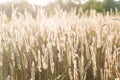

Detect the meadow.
[{"left": 0, "top": 7, "right": 120, "bottom": 80}]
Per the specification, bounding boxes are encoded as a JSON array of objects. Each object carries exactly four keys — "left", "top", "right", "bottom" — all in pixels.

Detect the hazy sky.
[
  {"left": 0, "top": 0, "right": 119, "bottom": 6},
  {"left": 0, "top": 0, "right": 86, "bottom": 5},
  {"left": 27, "top": 0, "right": 55, "bottom": 5},
  {"left": 0, "top": 0, "right": 55, "bottom": 5}
]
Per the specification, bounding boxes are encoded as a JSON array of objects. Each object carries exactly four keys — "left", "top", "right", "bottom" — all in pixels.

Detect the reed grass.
[{"left": 0, "top": 7, "right": 120, "bottom": 80}]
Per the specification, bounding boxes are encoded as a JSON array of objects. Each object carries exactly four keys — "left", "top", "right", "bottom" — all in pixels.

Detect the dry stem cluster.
[{"left": 0, "top": 8, "right": 120, "bottom": 80}]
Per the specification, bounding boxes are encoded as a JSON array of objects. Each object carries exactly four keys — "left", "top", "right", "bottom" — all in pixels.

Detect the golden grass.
[{"left": 0, "top": 7, "right": 120, "bottom": 80}]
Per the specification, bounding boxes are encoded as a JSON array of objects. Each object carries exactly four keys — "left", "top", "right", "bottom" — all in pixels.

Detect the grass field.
[{"left": 0, "top": 7, "right": 120, "bottom": 80}]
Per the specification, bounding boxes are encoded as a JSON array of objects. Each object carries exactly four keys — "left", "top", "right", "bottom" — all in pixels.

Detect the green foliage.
[
  {"left": 0, "top": 0, "right": 120, "bottom": 17},
  {"left": 82, "top": 0, "right": 120, "bottom": 14},
  {"left": 103, "top": 0, "right": 116, "bottom": 11}
]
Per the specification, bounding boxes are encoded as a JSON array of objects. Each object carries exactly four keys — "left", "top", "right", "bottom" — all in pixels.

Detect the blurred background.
[{"left": 0, "top": 0, "right": 120, "bottom": 17}]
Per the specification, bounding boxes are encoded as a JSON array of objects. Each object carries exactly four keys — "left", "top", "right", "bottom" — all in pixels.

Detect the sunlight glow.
[
  {"left": 27, "top": 0, "right": 55, "bottom": 6},
  {"left": 0, "top": 0, "right": 119, "bottom": 6}
]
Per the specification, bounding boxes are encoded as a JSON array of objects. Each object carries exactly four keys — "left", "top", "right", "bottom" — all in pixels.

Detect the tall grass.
[{"left": 0, "top": 7, "right": 120, "bottom": 80}]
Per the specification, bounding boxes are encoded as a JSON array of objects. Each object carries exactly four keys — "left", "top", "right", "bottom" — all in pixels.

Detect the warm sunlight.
[
  {"left": 0, "top": 0, "right": 56, "bottom": 6},
  {"left": 26, "top": 0, "right": 55, "bottom": 6}
]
